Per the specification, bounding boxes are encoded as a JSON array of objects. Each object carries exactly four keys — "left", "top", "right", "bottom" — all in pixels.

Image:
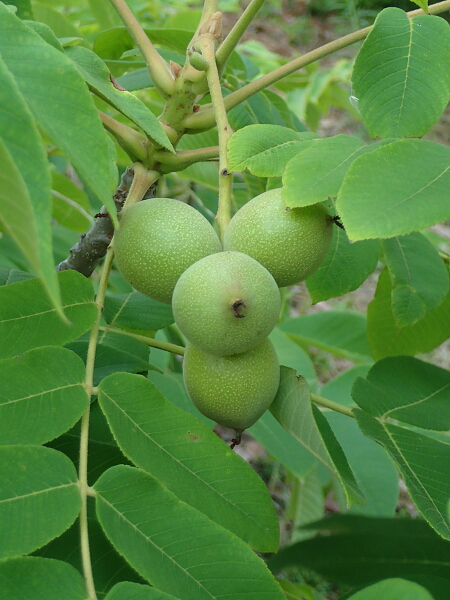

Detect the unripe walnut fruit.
[
  {"left": 183, "top": 339, "right": 280, "bottom": 432},
  {"left": 224, "top": 188, "right": 333, "bottom": 287},
  {"left": 172, "top": 251, "right": 281, "bottom": 356},
  {"left": 114, "top": 199, "right": 221, "bottom": 304}
]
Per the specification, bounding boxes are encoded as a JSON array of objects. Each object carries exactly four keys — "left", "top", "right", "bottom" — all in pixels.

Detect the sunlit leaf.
[{"left": 352, "top": 8, "right": 450, "bottom": 138}]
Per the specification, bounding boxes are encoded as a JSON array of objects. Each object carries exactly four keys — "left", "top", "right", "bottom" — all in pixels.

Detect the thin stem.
[
  {"left": 192, "top": 0, "right": 219, "bottom": 41},
  {"left": 123, "top": 163, "right": 160, "bottom": 209},
  {"left": 216, "top": 0, "right": 267, "bottom": 73},
  {"left": 109, "top": 0, "right": 175, "bottom": 97},
  {"left": 78, "top": 164, "right": 158, "bottom": 599},
  {"left": 100, "top": 326, "right": 185, "bottom": 355},
  {"left": 154, "top": 146, "right": 219, "bottom": 173},
  {"left": 199, "top": 36, "right": 233, "bottom": 240},
  {"left": 79, "top": 244, "right": 115, "bottom": 600},
  {"left": 99, "top": 111, "right": 148, "bottom": 162},
  {"left": 311, "top": 393, "right": 355, "bottom": 418},
  {"left": 184, "top": 0, "right": 450, "bottom": 131}
]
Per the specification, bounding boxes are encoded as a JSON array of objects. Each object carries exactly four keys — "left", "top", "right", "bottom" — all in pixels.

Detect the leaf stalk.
[{"left": 109, "top": 0, "right": 175, "bottom": 97}]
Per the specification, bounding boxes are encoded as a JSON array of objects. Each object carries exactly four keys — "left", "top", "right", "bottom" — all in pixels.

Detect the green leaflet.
[
  {"left": 0, "top": 446, "right": 80, "bottom": 559},
  {"left": 352, "top": 8, "right": 450, "bottom": 138},
  {"left": 98, "top": 372, "right": 279, "bottom": 552},
  {"left": 95, "top": 465, "right": 285, "bottom": 600},
  {"left": 0, "top": 346, "right": 89, "bottom": 445},
  {"left": 0, "top": 5, "right": 118, "bottom": 225}
]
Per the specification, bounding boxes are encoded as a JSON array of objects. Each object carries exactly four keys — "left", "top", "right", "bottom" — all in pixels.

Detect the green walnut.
[
  {"left": 172, "top": 251, "right": 281, "bottom": 356},
  {"left": 183, "top": 339, "right": 280, "bottom": 432},
  {"left": 114, "top": 198, "right": 221, "bottom": 304},
  {"left": 223, "top": 188, "right": 333, "bottom": 287}
]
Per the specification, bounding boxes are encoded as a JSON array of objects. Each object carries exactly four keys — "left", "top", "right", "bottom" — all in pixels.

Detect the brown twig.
[{"left": 55, "top": 167, "right": 157, "bottom": 277}]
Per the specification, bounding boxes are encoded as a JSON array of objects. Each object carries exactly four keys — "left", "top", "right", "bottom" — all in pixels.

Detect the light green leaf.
[
  {"left": 269, "top": 326, "right": 318, "bottom": 391},
  {"left": 106, "top": 582, "right": 182, "bottom": 600},
  {"left": 282, "top": 135, "right": 366, "bottom": 207},
  {"left": 0, "top": 445, "right": 81, "bottom": 559},
  {"left": 95, "top": 465, "right": 285, "bottom": 600},
  {"left": 31, "top": 3, "right": 81, "bottom": 40},
  {"left": 337, "top": 139, "right": 450, "bottom": 241},
  {"left": 306, "top": 226, "right": 380, "bottom": 303},
  {"left": 326, "top": 413, "right": 398, "bottom": 517},
  {"left": 0, "top": 346, "right": 88, "bottom": 445},
  {"left": 0, "top": 6, "right": 118, "bottom": 224},
  {"left": 0, "top": 269, "right": 97, "bottom": 359},
  {"left": 0, "top": 53, "right": 61, "bottom": 312},
  {"left": 270, "top": 367, "right": 365, "bottom": 506},
  {"left": 355, "top": 410, "right": 450, "bottom": 539},
  {"left": 51, "top": 171, "right": 92, "bottom": 233},
  {"left": 367, "top": 267, "right": 450, "bottom": 360},
  {"left": 103, "top": 291, "right": 174, "bottom": 331},
  {"left": 352, "top": 8, "right": 450, "bottom": 138},
  {"left": 227, "top": 124, "right": 317, "bottom": 176},
  {"left": 269, "top": 514, "right": 450, "bottom": 585},
  {"left": 279, "top": 311, "right": 372, "bottom": 362},
  {"left": 289, "top": 467, "right": 324, "bottom": 543},
  {"left": 321, "top": 364, "right": 372, "bottom": 407},
  {"left": 346, "top": 579, "right": 434, "bottom": 600},
  {"left": 249, "top": 411, "right": 317, "bottom": 480},
  {"left": 65, "top": 46, "right": 174, "bottom": 152},
  {"left": 98, "top": 372, "right": 279, "bottom": 552},
  {"left": 86, "top": 0, "right": 122, "bottom": 30},
  {"left": 382, "top": 232, "right": 449, "bottom": 327},
  {"left": 0, "top": 557, "right": 86, "bottom": 600},
  {"left": 352, "top": 356, "right": 450, "bottom": 431}
]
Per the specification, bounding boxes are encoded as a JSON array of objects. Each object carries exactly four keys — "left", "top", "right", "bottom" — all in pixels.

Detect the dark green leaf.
[
  {"left": 47, "top": 400, "right": 130, "bottom": 486},
  {"left": 0, "top": 346, "right": 88, "bottom": 445},
  {"left": 321, "top": 364, "right": 371, "bottom": 407},
  {"left": 279, "top": 311, "right": 372, "bottom": 362},
  {"left": 337, "top": 139, "right": 450, "bottom": 241},
  {"left": 367, "top": 267, "right": 450, "bottom": 359},
  {"left": 66, "top": 330, "right": 151, "bottom": 386},
  {"left": 0, "top": 445, "right": 81, "bottom": 559},
  {"left": 269, "top": 515, "right": 450, "bottom": 584},
  {"left": 307, "top": 227, "right": 380, "bottom": 303},
  {"left": 0, "top": 6, "right": 118, "bottom": 223},
  {"left": 94, "top": 465, "right": 285, "bottom": 600},
  {"left": 355, "top": 410, "right": 450, "bottom": 539},
  {"left": 36, "top": 511, "right": 145, "bottom": 596},
  {"left": 0, "top": 557, "right": 86, "bottom": 600},
  {"left": 352, "top": 8, "right": 450, "bottom": 138},
  {"left": 103, "top": 291, "right": 174, "bottom": 331},
  {"left": 98, "top": 372, "right": 279, "bottom": 552},
  {"left": 0, "top": 268, "right": 34, "bottom": 286},
  {"left": 0, "top": 270, "right": 97, "bottom": 359},
  {"left": 382, "top": 233, "right": 449, "bottom": 327},
  {"left": 352, "top": 356, "right": 450, "bottom": 430},
  {"left": 270, "top": 367, "right": 365, "bottom": 506},
  {"left": 1, "top": 0, "right": 33, "bottom": 19}
]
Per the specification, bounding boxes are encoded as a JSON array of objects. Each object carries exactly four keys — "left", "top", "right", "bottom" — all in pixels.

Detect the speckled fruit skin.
[
  {"left": 183, "top": 339, "right": 280, "bottom": 432},
  {"left": 114, "top": 199, "right": 221, "bottom": 304},
  {"left": 172, "top": 251, "right": 281, "bottom": 356},
  {"left": 223, "top": 188, "right": 333, "bottom": 288}
]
